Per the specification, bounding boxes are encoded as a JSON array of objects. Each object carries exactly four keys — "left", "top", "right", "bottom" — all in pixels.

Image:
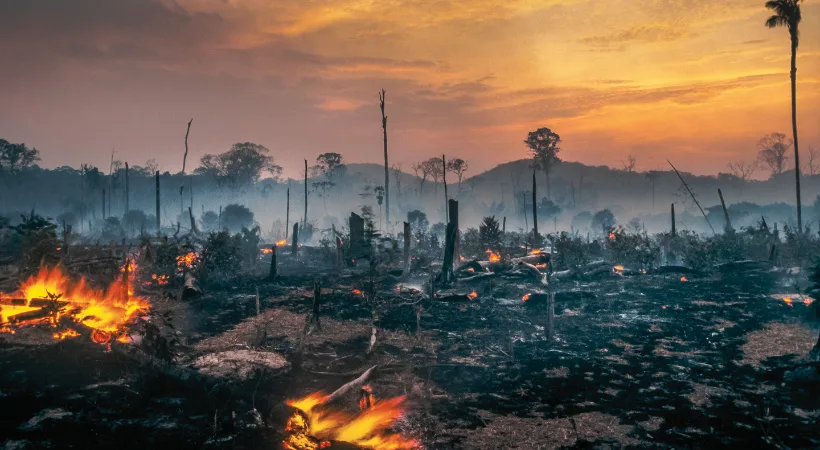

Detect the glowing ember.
[
  {"left": 804, "top": 297, "right": 814, "bottom": 306},
  {"left": 176, "top": 252, "right": 197, "bottom": 270},
  {"left": 352, "top": 289, "right": 363, "bottom": 296},
  {"left": 613, "top": 265, "right": 624, "bottom": 274},
  {"left": 260, "top": 248, "right": 273, "bottom": 254},
  {"left": 284, "top": 389, "right": 418, "bottom": 450},
  {"left": 680, "top": 276, "right": 688, "bottom": 282},
  {"left": 782, "top": 297, "right": 793, "bottom": 307},
  {"left": 535, "top": 263, "right": 547, "bottom": 269},
  {"left": 530, "top": 249, "right": 542, "bottom": 255},
  {"left": 466, "top": 267, "right": 475, "bottom": 273},
  {"left": 467, "top": 292, "right": 478, "bottom": 300},
  {"left": 277, "top": 239, "right": 287, "bottom": 246},
  {"left": 522, "top": 293, "right": 531, "bottom": 302},
  {"left": 608, "top": 232, "right": 616, "bottom": 240},
  {"left": 485, "top": 249, "right": 501, "bottom": 262},
  {"left": 0, "top": 265, "right": 150, "bottom": 343}
]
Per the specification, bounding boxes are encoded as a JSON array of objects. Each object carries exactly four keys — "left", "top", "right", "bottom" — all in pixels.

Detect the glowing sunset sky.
[{"left": 1, "top": 0, "right": 818, "bottom": 178}]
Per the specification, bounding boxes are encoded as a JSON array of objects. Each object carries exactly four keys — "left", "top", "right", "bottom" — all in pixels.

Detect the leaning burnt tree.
[{"left": 380, "top": 89, "right": 390, "bottom": 226}]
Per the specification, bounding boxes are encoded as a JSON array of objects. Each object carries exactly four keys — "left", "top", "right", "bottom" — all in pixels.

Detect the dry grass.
[
  {"left": 686, "top": 383, "right": 728, "bottom": 407},
  {"left": 458, "top": 411, "right": 640, "bottom": 449},
  {"left": 739, "top": 322, "right": 817, "bottom": 368}
]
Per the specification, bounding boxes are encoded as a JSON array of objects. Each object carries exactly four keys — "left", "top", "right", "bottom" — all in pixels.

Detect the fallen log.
[
  {"left": 436, "top": 294, "right": 473, "bottom": 302},
  {"left": 456, "top": 260, "right": 485, "bottom": 274},
  {"left": 323, "top": 365, "right": 378, "bottom": 405}
]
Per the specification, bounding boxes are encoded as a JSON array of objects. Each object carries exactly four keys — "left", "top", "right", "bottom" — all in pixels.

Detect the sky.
[{"left": 1, "top": 0, "right": 818, "bottom": 179}]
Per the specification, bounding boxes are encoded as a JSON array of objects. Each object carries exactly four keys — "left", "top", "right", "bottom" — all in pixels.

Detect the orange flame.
[
  {"left": 277, "top": 239, "right": 288, "bottom": 246},
  {"left": 467, "top": 292, "right": 478, "bottom": 300},
  {"left": 522, "top": 293, "right": 531, "bottom": 302},
  {"left": 680, "top": 276, "right": 688, "bottom": 282},
  {"left": 613, "top": 265, "right": 624, "bottom": 274},
  {"left": 352, "top": 289, "right": 363, "bottom": 296},
  {"left": 284, "top": 389, "right": 418, "bottom": 450},
  {"left": 176, "top": 252, "right": 196, "bottom": 270},
  {"left": 485, "top": 250, "right": 501, "bottom": 262},
  {"left": 609, "top": 232, "right": 616, "bottom": 240},
  {"left": 530, "top": 249, "right": 542, "bottom": 255},
  {"left": 260, "top": 247, "right": 273, "bottom": 254},
  {"left": 0, "top": 265, "right": 150, "bottom": 343},
  {"left": 783, "top": 297, "right": 793, "bottom": 307}
]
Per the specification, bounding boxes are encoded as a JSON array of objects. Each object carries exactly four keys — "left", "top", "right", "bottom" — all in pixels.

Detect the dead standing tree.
[
  {"left": 668, "top": 159, "right": 716, "bottom": 235},
  {"left": 440, "top": 199, "right": 458, "bottom": 284},
  {"left": 180, "top": 119, "right": 193, "bottom": 217},
  {"left": 303, "top": 160, "right": 308, "bottom": 230},
  {"left": 379, "top": 89, "right": 390, "bottom": 226}
]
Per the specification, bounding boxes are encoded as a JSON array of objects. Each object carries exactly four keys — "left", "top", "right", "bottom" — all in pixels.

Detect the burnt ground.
[{"left": 1, "top": 261, "right": 819, "bottom": 450}]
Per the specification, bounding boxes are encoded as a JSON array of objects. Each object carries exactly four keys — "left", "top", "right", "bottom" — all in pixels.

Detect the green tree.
[
  {"left": 524, "top": 128, "right": 561, "bottom": 200},
  {"left": 195, "top": 142, "right": 282, "bottom": 190},
  {"left": 0, "top": 139, "right": 40, "bottom": 173},
  {"left": 765, "top": 0, "right": 804, "bottom": 231},
  {"left": 479, "top": 216, "right": 502, "bottom": 252}
]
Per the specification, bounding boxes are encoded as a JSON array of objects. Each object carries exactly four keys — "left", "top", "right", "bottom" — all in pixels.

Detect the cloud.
[{"left": 578, "top": 24, "right": 689, "bottom": 49}]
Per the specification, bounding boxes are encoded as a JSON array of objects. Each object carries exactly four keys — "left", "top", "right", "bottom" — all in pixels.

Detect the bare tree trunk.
[
  {"left": 790, "top": 38, "right": 802, "bottom": 233},
  {"left": 181, "top": 118, "right": 193, "bottom": 217},
  {"left": 102, "top": 188, "right": 106, "bottom": 219},
  {"left": 303, "top": 160, "right": 308, "bottom": 229},
  {"left": 285, "top": 184, "right": 290, "bottom": 240},
  {"left": 668, "top": 159, "right": 715, "bottom": 234},
  {"left": 188, "top": 207, "right": 198, "bottom": 234},
  {"left": 403, "top": 221, "right": 411, "bottom": 276},
  {"left": 125, "top": 162, "right": 129, "bottom": 216},
  {"left": 442, "top": 154, "right": 448, "bottom": 220},
  {"left": 380, "top": 89, "right": 390, "bottom": 226},
  {"left": 440, "top": 199, "right": 458, "bottom": 284},
  {"left": 718, "top": 189, "right": 733, "bottom": 233},
  {"left": 268, "top": 245, "right": 277, "bottom": 279},
  {"left": 155, "top": 171, "right": 161, "bottom": 235},
  {"left": 532, "top": 170, "right": 539, "bottom": 244},
  {"left": 671, "top": 203, "right": 676, "bottom": 236},
  {"left": 292, "top": 223, "right": 299, "bottom": 256}
]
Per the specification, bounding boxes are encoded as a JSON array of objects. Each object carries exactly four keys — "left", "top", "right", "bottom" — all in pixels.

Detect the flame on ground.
[
  {"left": 485, "top": 250, "right": 501, "bottom": 262},
  {"left": 352, "top": 289, "right": 363, "bottom": 296},
  {"left": 522, "top": 293, "right": 531, "bottom": 302},
  {"left": 284, "top": 389, "right": 418, "bottom": 450},
  {"left": 260, "top": 247, "right": 273, "bottom": 254},
  {"left": 530, "top": 249, "right": 542, "bottom": 255},
  {"left": 277, "top": 239, "right": 287, "bottom": 246},
  {"left": 467, "top": 292, "right": 478, "bottom": 300},
  {"left": 783, "top": 297, "right": 793, "bottom": 307},
  {"left": 176, "top": 252, "right": 197, "bottom": 270},
  {"left": 0, "top": 265, "right": 150, "bottom": 343},
  {"left": 608, "top": 232, "right": 616, "bottom": 240},
  {"left": 680, "top": 276, "right": 688, "bottom": 282},
  {"left": 613, "top": 265, "right": 624, "bottom": 274}
]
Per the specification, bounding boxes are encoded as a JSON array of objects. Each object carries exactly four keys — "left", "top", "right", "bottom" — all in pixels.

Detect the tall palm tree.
[{"left": 765, "top": 0, "right": 803, "bottom": 232}]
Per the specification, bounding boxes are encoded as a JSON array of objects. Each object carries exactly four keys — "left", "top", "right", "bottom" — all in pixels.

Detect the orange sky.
[{"left": 0, "top": 0, "right": 818, "bottom": 179}]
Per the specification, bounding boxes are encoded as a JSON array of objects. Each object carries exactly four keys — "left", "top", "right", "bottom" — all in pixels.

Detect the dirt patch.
[
  {"left": 191, "top": 350, "right": 289, "bottom": 380},
  {"left": 739, "top": 322, "right": 817, "bottom": 368}
]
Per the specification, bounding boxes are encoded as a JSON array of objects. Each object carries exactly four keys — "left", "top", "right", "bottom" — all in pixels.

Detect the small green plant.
[{"left": 479, "top": 216, "right": 502, "bottom": 253}]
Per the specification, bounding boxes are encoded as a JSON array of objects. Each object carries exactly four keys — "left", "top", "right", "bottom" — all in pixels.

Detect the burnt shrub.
[
  {"left": 551, "top": 232, "right": 589, "bottom": 271},
  {"left": 11, "top": 212, "right": 60, "bottom": 274},
  {"left": 607, "top": 226, "right": 659, "bottom": 269},
  {"left": 195, "top": 230, "right": 243, "bottom": 287}
]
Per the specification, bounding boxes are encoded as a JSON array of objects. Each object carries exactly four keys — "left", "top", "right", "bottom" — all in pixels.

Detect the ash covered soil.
[{"left": 1, "top": 264, "right": 819, "bottom": 449}]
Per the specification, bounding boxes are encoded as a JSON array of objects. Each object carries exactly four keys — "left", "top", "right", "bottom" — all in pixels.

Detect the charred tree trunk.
[
  {"left": 181, "top": 118, "right": 193, "bottom": 217},
  {"left": 718, "top": 188, "right": 733, "bottom": 233},
  {"left": 532, "top": 170, "right": 539, "bottom": 245},
  {"left": 349, "top": 213, "right": 365, "bottom": 261},
  {"left": 268, "top": 245, "right": 277, "bottom": 279},
  {"left": 442, "top": 154, "right": 448, "bottom": 219},
  {"left": 403, "top": 221, "right": 411, "bottom": 276},
  {"left": 102, "top": 188, "right": 106, "bottom": 219},
  {"left": 303, "top": 159, "right": 308, "bottom": 229},
  {"left": 64, "top": 225, "right": 71, "bottom": 261},
  {"left": 155, "top": 171, "right": 161, "bottom": 235},
  {"left": 188, "top": 207, "right": 198, "bottom": 234},
  {"left": 125, "top": 162, "right": 129, "bottom": 216},
  {"left": 380, "top": 89, "right": 390, "bottom": 226},
  {"left": 671, "top": 203, "right": 676, "bottom": 236},
  {"left": 668, "top": 159, "right": 715, "bottom": 234},
  {"left": 546, "top": 291, "right": 555, "bottom": 341},
  {"left": 440, "top": 199, "right": 459, "bottom": 284},
  {"left": 285, "top": 185, "right": 290, "bottom": 240},
  {"left": 292, "top": 223, "right": 299, "bottom": 257}
]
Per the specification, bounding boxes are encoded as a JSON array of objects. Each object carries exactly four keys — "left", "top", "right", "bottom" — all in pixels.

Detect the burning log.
[
  {"left": 324, "top": 365, "right": 378, "bottom": 405},
  {"left": 456, "top": 260, "right": 484, "bottom": 275}
]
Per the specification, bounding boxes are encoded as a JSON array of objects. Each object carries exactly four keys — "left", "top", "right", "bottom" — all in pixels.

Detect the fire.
[
  {"left": 260, "top": 247, "right": 273, "bottom": 254},
  {"left": 804, "top": 297, "right": 814, "bottom": 306},
  {"left": 535, "top": 263, "right": 547, "bottom": 269},
  {"left": 176, "top": 252, "right": 196, "bottom": 270},
  {"left": 277, "top": 239, "right": 287, "bottom": 246},
  {"left": 522, "top": 293, "right": 531, "bottom": 302},
  {"left": 783, "top": 297, "right": 793, "bottom": 307},
  {"left": 530, "top": 249, "right": 542, "bottom": 255},
  {"left": 352, "top": 289, "right": 363, "bottom": 296},
  {"left": 467, "top": 292, "right": 478, "bottom": 300},
  {"left": 466, "top": 267, "right": 475, "bottom": 273},
  {"left": 0, "top": 265, "right": 150, "bottom": 344},
  {"left": 609, "top": 232, "right": 616, "bottom": 240},
  {"left": 680, "top": 276, "right": 688, "bottom": 282},
  {"left": 485, "top": 250, "right": 501, "bottom": 262},
  {"left": 613, "top": 265, "right": 624, "bottom": 274},
  {"left": 284, "top": 389, "right": 418, "bottom": 450}
]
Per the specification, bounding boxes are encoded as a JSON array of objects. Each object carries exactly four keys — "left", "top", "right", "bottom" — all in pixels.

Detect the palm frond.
[{"left": 765, "top": 15, "right": 789, "bottom": 28}]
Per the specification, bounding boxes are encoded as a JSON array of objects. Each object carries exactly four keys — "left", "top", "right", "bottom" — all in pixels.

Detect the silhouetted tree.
[
  {"left": 221, "top": 203, "right": 255, "bottom": 232},
  {"left": 591, "top": 209, "right": 616, "bottom": 236},
  {"left": 536, "top": 198, "right": 562, "bottom": 220},
  {"left": 195, "top": 142, "right": 282, "bottom": 190},
  {"left": 446, "top": 158, "right": 469, "bottom": 190},
  {"left": 758, "top": 132, "right": 792, "bottom": 177},
  {"left": 765, "top": 0, "right": 804, "bottom": 231},
  {"left": 524, "top": 127, "right": 561, "bottom": 199},
  {"left": 479, "top": 216, "right": 502, "bottom": 252},
  {"left": 0, "top": 139, "right": 40, "bottom": 173}
]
